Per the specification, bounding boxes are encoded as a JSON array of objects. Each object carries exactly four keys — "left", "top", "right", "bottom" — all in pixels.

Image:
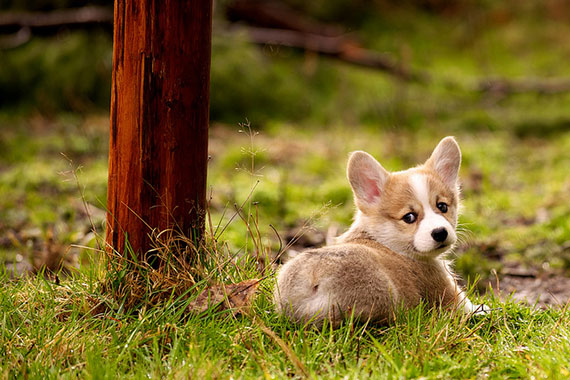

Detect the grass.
[
  {"left": 1, "top": 115, "right": 569, "bottom": 280},
  {"left": 1, "top": 249, "right": 570, "bottom": 378},
  {"left": 1, "top": 118, "right": 568, "bottom": 378},
  {"left": 1, "top": 118, "right": 569, "bottom": 377}
]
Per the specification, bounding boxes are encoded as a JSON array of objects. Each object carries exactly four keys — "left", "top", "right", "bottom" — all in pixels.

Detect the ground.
[{"left": 1, "top": 115, "right": 568, "bottom": 307}]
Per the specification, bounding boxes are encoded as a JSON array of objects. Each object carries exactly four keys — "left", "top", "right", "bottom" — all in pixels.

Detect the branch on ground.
[
  {"left": 235, "top": 26, "right": 429, "bottom": 82},
  {"left": 479, "top": 78, "right": 570, "bottom": 97},
  {"left": 226, "top": 0, "right": 344, "bottom": 36},
  {"left": 225, "top": 0, "right": 427, "bottom": 82},
  {"left": 0, "top": 6, "right": 112, "bottom": 43}
]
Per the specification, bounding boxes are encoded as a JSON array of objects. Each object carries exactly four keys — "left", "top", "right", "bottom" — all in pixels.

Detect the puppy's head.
[{"left": 347, "top": 137, "right": 461, "bottom": 259}]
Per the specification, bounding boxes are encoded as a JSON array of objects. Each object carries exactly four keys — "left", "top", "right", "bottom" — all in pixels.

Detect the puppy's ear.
[
  {"left": 347, "top": 151, "right": 389, "bottom": 213},
  {"left": 426, "top": 136, "right": 461, "bottom": 188}
]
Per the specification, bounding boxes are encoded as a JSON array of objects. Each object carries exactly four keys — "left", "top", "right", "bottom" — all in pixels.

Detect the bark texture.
[{"left": 106, "top": 0, "right": 212, "bottom": 257}]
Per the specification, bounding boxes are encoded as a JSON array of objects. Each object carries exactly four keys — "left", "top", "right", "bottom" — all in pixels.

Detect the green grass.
[
  {"left": 1, "top": 259, "right": 569, "bottom": 378},
  {"left": 1, "top": 114, "right": 569, "bottom": 283},
  {"left": 1, "top": 119, "right": 568, "bottom": 378}
]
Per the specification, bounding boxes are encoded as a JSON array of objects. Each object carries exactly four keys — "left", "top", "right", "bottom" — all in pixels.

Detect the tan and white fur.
[{"left": 274, "top": 137, "right": 482, "bottom": 326}]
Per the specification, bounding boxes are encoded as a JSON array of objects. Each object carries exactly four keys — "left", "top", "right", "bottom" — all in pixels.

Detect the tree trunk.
[{"left": 106, "top": 0, "right": 212, "bottom": 259}]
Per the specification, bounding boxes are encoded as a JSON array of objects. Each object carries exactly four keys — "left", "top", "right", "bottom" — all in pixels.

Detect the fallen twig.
[
  {"left": 233, "top": 25, "right": 429, "bottom": 82},
  {"left": 0, "top": 6, "right": 112, "bottom": 34},
  {"left": 479, "top": 77, "right": 570, "bottom": 96}
]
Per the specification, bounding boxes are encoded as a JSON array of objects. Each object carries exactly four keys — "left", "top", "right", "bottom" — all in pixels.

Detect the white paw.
[
  {"left": 470, "top": 303, "right": 491, "bottom": 316},
  {"left": 461, "top": 297, "right": 490, "bottom": 315}
]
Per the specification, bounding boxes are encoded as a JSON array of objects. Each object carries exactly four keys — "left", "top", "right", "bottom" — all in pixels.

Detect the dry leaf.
[{"left": 188, "top": 279, "right": 260, "bottom": 314}]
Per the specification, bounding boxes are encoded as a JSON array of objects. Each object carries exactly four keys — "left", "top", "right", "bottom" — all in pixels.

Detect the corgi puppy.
[{"left": 274, "top": 137, "right": 481, "bottom": 326}]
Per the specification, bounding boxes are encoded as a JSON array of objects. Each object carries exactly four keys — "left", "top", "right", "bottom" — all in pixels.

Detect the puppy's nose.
[{"left": 431, "top": 227, "right": 448, "bottom": 243}]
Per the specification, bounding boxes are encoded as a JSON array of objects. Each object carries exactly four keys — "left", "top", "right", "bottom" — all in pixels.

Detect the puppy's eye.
[
  {"left": 437, "top": 202, "right": 448, "bottom": 213},
  {"left": 402, "top": 212, "right": 417, "bottom": 224}
]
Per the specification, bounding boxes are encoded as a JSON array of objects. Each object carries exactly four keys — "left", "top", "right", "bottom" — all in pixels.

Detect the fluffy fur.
[{"left": 274, "top": 137, "right": 480, "bottom": 327}]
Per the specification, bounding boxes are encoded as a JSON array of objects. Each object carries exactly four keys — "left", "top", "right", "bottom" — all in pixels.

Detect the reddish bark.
[{"left": 106, "top": 0, "right": 212, "bottom": 258}]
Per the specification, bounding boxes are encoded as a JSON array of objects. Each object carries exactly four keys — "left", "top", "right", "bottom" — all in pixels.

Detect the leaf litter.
[{"left": 187, "top": 278, "right": 261, "bottom": 315}]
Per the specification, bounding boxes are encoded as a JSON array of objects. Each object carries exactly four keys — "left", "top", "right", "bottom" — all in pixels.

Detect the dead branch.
[
  {"left": 226, "top": 0, "right": 343, "bottom": 36},
  {"left": 225, "top": 0, "right": 427, "bottom": 81},
  {"left": 236, "top": 26, "right": 429, "bottom": 82},
  {"left": 479, "top": 78, "right": 570, "bottom": 96},
  {"left": 0, "top": 26, "right": 31, "bottom": 49},
  {"left": 0, "top": 6, "right": 112, "bottom": 35}
]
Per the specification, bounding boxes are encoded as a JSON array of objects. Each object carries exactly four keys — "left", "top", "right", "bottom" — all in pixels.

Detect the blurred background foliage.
[{"left": 1, "top": 0, "right": 570, "bottom": 128}]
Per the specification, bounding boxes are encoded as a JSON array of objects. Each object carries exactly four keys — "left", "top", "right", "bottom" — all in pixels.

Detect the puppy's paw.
[
  {"left": 461, "top": 298, "right": 490, "bottom": 316},
  {"left": 470, "top": 303, "right": 491, "bottom": 316}
]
